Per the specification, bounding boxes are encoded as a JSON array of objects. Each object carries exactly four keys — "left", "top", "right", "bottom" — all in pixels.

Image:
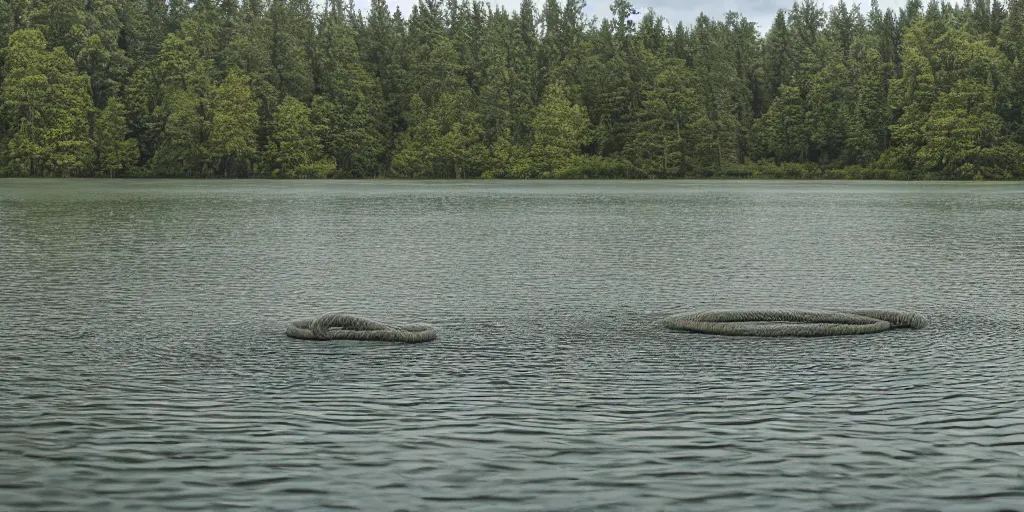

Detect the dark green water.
[{"left": 1, "top": 180, "right": 1023, "bottom": 511}]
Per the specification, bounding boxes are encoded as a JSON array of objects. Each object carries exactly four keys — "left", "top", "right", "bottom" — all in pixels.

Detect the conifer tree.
[
  {"left": 624, "top": 59, "right": 700, "bottom": 176},
  {"left": 95, "top": 96, "right": 140, "bottom": 177},
  {"left": 843, "top": 43, "right": 890, "bottom": 164},
  {"left": 149, "top": 32, "right": 216, "bottom": 176},
  {"left": 524, "top": 80, "right": 592, "bottom": 177},
  {"left": 209, "top": 69, "right": 260, "bottom": 177},
  {"left": 313, "top": 7, "right": 386, "bottom": 176},
  {"left": 2, "top": 0, "right": 1023, "bottom": 179},
  {"left": 1, "top": 29, "right": 92, "bottom": 177},
  {"left": 755, "top": 84, "right": 809, "bottom": 163},
  {"left": 267, "top": 0, "right": 315, "bottom": 102},
  {"left": 266, "top": 95, "right": 333, "bottom": 177}
]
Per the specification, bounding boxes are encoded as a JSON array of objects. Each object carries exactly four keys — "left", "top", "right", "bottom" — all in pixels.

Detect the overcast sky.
[{"left": 349, "top": 0, "right": 912, "bottom": 35}]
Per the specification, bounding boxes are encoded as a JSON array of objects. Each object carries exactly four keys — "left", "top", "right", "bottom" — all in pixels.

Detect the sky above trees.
[{"left": 350, "top": 0, "right": 911, "bottom": 31}]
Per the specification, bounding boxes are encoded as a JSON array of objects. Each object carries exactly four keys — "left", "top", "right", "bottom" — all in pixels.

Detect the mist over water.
[{"left": 2, "top": 180, "right": 1023, "bottom": 510}]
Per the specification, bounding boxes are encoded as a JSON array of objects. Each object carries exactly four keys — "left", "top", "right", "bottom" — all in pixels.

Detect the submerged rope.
[
  {"left": 286, "top": 313, "right": 437, "bottom": 342},
  {"left": 663, "top": 309, "right": 927, "bottom": 337}
]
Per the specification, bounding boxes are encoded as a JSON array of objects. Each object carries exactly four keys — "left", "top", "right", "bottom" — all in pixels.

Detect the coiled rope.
[
  {"left": 286, "top": 313, "right": 437, "bottom": 342},
  {"left": 663, "top": 309, "right": 927, "bottom": 337}
]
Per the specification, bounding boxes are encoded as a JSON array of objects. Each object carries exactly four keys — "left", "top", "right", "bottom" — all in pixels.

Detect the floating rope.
[
  {"left": 663, "top": 309, "right": 927, "bottom": 337},
  {"left": 286, "top": 313, "right": 437, "bottom": 342}
]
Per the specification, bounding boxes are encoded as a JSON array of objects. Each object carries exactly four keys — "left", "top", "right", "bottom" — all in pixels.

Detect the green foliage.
[
  {"left": 917, "top": 78, "right": 1020, "bottom": 178},
  {"left": 624, "top": 59, "right": 702, "bottom": 177},
  {"left": 392, "top": 93, "right": 493, "bottom": 179},
  {"left": 1, "top": 29, "right": 92, "bottom": 177},
  {"left": 150, "top": 89, "right": 208, "bottom": 177},
  {"left": 95, "top": 97, "right": 140, "bottom": 177},
  {"left": 313, "top": 8, "right": 386, "bottom": 177},
  {"left": 148, "top": 31, "right": 216, "bottom": 177},
  {"left": 28, "top": 0, "right": 87, "bottom": 59},
  {"left": 266, "top": 95, "right": 333, "bottom": 178},
  {"left": 523, "top": 81, "right": 592, "bottom": 178},
  {"left": 77, "top": 0, "right": 132, "bottom": 109},
  {"left": 843, "top": 44, "right": 890, "bottom": 165},
  {"left": 756, "top": 85, "right": 809, "bottom": 163},
  {"left": 2, "top": 0, "right": 1024, "bottom": 179},
  {"left": 209, "top": 69, "right": 260, "bottom": 177},
  {"left": 267, "top": 0, "right": 315, "bottom": 102}
]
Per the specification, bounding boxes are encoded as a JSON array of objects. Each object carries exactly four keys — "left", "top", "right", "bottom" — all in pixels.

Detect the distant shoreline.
[{"left": 4, "top": 1, "right": 1023, "bottom": 182}]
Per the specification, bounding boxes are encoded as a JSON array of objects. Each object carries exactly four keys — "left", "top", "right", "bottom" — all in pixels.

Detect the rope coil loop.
[
  {"left": 287, "top": 313, "right": 437, "bottom": 342},
  {"left": 663, "top": 309, "right": 927, "bottom": 337}
]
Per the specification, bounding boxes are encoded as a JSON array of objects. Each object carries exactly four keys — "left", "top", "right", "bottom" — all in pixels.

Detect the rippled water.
[{"left": 2, "top": 179, "right": 1024, "bottom": 511}]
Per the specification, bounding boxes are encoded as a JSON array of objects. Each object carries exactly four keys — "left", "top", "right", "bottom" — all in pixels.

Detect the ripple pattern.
[{"left": 1, "top": 180, "right": 1024, "bottom": 511}]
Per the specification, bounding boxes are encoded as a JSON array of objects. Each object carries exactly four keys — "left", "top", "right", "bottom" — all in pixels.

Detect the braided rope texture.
[
  {"left": 287, "top": 313, "right": 437, "bottom": 342},
  {"left": 663, "top": 309, "right": 927, "bottom": 337}
]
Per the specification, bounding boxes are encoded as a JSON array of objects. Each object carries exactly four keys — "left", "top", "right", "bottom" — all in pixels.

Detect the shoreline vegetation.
[
  {"left": 0, "top": 164, "right": 921, "bottom": 180},
  {"left": 2, "top": 1, "right": 1024, "bottom": 181}
]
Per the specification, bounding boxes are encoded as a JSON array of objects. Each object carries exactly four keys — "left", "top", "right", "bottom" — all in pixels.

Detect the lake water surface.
[{"left": 1, "top": 180, "right": 1023, "bottom": 511}]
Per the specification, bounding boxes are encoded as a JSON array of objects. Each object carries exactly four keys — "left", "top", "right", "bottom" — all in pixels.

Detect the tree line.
[{"left": 1, "top": 0, "right": 1023, "bottom": 179}]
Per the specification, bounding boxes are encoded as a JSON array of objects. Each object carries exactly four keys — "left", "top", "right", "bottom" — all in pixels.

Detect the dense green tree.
[
  {"left": 78, "top": 0, "right": 132, "bottom": 111},
  {"left": 361, "top": 0, "right": 407, "bottom": 150},
  {"left": 1, "top": 29, "right": 92, "bottom": 177},
  {"left": 1000, "top": 0, "right": 1024, "bottom": 143},
  {"left": 724, "top": 12, "right": 763, "bottom": 158},
  {"left": 209, "top": 69, "right": 260, "bottom": 177},
  {"left": 148, "top": 31, "right": 216, "bottom": 176},
  {"left": 27, "top": 0, "right": 86, "bottom": 58},
  {"left": 158, "top": 32, "right": 215, "bottom": 93},
  {"left": 391, "top": 91, "right": 491, "bottom": 178},
  {"left": 3, "top": 0, "right": 1024, "bottom": 180},
  {"left": 150, "top": 89, "right": 208, "bottom": 176},
  {"left": 478, "top": 7, "right": 536, "bottom": 149},
  {"left": 882, "top": 14, "right": 1016, "bottom": 177},
  {"left": 806, "top": 40, "right": 851, "bottom": 163},
  {"left": 764, "top": 11, "right": 795, "bottom": 106},
  {"left": 267, "top": 0, "right": 315, "bottom": 102},
  {"left": 689, "top": 14, "right": 741, "bottom": 170},
  {"left": 1, "top": 0, "right": 31, "bottom": 71},
  {"left": 265, "top": 95, "right": 333, "bottom": 177},
  {"left": 882, "top": 40, "right": 935, "bottom": 173},
  {"left": 522, "top": 80, "right": 592, "bottom": 177},
  {"left": 844, "top": 44, "right": 890, "bottom": 164},
  {"left": 94, "top": 96, "right": 140, "bottom": 177},
  {"left": 623, "top": 59, "right": 701, "bottom": 176},
  {"left": 917, "top": 77, "right": 1020, "bottom": 178},
  {"left": 756, "top": 84, "right": 809, "bottom": 162},
  {"left": 313, "top": 7, "right": 386, "bottom": 176}
]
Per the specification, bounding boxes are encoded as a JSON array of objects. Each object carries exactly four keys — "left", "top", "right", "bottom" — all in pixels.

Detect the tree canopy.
[{"left": 2, "top": 0, "right": 1024, "bottom": 179}]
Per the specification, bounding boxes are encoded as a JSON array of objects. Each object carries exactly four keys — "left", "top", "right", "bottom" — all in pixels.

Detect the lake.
[{"left": 1, "top": 179, "right": 1023, "bottom": 511}]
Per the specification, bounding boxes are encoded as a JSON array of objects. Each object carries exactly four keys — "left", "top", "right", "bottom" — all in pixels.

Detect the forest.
[{"left": 1, "top": 0, "right": 1023, "bottom": 179}]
